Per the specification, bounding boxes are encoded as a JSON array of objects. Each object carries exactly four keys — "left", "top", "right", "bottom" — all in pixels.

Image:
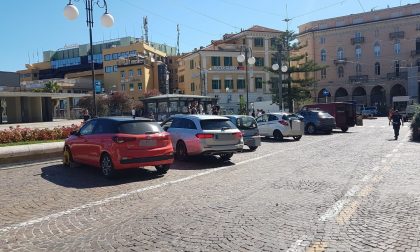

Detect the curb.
[{"left": 0, "top": 142, "right": 64, "bottom": 165}]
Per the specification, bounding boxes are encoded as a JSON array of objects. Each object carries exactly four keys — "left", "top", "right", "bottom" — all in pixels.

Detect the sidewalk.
[{"left": 0, "top": 119, "right": 82, "bottom": 165}]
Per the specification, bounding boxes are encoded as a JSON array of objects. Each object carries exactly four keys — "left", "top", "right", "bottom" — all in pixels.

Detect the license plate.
[
  {"left": 139, "top": 139, "right": 157, "bottom": 146},
  {"left": 215, "top": 134, "right": 231, "bottom": 140}
]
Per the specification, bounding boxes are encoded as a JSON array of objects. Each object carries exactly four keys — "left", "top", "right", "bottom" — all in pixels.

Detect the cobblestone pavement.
[{"left": 0, "top": 117, "right": 418, "bottom": 251}]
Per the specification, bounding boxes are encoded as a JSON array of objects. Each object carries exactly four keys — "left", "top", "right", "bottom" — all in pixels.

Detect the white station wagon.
[{"left": 256, "top": 112, "right": 304, "bottom": 141}]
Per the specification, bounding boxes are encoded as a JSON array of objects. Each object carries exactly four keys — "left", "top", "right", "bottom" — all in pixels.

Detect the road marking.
[
  {"left": 286, "top": 235, "right": 312, "bottom": 252},
  {"left": 319, "top": 198, "right": 350, "bottom": 222},
  {"left": 0, "top": 135, "right": 340, "bottom": 235},
  {"left": 336, "top": 200, "right": 360, "bottom": 225},
  {"left": 358, "top": 185, "right": 374, "bottom": 197},
  {"left": 0, "top": 159, "right": 61, "bottom": 170}
]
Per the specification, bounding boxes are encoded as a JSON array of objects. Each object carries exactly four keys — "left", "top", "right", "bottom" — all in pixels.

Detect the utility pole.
[{"left": 177, "top": 24, "right": 180, "bottom": 56}]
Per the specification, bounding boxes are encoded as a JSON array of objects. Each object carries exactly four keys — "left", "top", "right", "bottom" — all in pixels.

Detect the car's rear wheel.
[
  {"left": 100, "top": 153, "right": 116, "bottom": 178},
  {"left": 293, "top": 135, "right": 302, "bottom": 141},
  {"left": 273, "top": 130, "right": 283, "bottom": 141},
  {"left": 219, "top": 153, "right": 233, "bottom": 161},
  {"left": 249, "top": 146, "right": 258, "bottom": 151},
  {"left": 306, "top": 124, "right": 316, "bottom": 134},
  {"left": 155, "top": 164, "right": 170, "bottom": 174},
  {"left": 176, "top": 141, "right": 188, "bottom": 161},
  {"left": 341, "top": 126, "right": 349, "bottom": 132},
  {"left": 63, "top": 146, "right": 75, "bottom": 168}
]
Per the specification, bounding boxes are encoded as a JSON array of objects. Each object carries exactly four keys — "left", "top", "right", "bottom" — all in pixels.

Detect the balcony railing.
[
  {"left": 121, "top": 76, "right": 142, "bottom": 82},
  {"left": 387, "top": 71, "right": 408, "bottom": 80},
  {"left": 389, "top": 31, "right": 405, "bottom": 39},
  {"left": 333, "top": 58, "right": 347, "bottom": 65},
  {"left": 411, "top": 50, "right": 420, "bottom": 57},
  {"left": 117, "top": 59, "right": 145, "bottom": 67},
  {"left": 349, "top": 75, "right": 368, "bottom": 83},
  {"left": 351, "top": 37, "right": 365, "bottom": 45}
]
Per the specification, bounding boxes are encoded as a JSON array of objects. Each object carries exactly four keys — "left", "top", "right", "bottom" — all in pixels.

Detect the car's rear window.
[
  {"left": 200, "top": 119, "right": 235, "bottom": 130},
  {"left": 118, "top": 122, "right": 163, "bottom": 134},
  {"left": 235, "top": 117, "right": 257, "bottom": 130}
]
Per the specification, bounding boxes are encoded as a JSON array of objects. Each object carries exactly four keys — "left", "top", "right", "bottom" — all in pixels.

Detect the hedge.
[{"left": 0, "top": 124, "right": 81, "bottom": 144}]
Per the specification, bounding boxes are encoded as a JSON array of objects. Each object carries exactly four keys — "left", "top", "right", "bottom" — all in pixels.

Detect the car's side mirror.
[
  {"left": 70, "top": 130, "right": 79, "bottom": 136},
  {"left": 163, "top": 126, "right": 169, "bottom": 131}
]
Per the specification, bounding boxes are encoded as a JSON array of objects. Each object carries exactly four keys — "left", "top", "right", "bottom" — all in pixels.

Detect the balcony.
[
  {"left": 389, "top": 31, "right": 405, "bottom": 39},
  {"left": 411, "top": 50, "right": 420, "bottom": 57},
  {"left": 333, "top": 58, "right": 347, "bottom": 65},
  {"left": 351, "top": 37, "right": 365, "bottom": 45},
  {"left": 387, "top": 71, "right": 408, "bottom": 80},
  {"left": 349, "top": 75, "right": 368, "bottom": 83},
  {"left": 121, "top": 76, "right": 143, "bottom": 83},
  {"left": 117, "top": 58, "right": 145, "bottom": 67}
]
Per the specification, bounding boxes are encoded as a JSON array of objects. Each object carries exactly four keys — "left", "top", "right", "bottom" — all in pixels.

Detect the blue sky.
[{"left": 0, "top": 0, "right": 416, "bottom": 72}]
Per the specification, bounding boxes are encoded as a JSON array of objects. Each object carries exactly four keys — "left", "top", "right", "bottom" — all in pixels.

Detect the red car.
[{"left": 63, "top": 117, "right": 174, "bottom": 177}]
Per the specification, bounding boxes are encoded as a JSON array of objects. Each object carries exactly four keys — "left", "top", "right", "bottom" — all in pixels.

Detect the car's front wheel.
[
  {"left": 155, "top": 164, "right": 170, "bottom": 174},
  {"left": 219, "top": 153, "right": 233, "bottom": 161},
  {"left": 341, "top": 126, "right": 349, "bottom": 132},
  {"left": 306, "top": 123, "right": 316, "bottom": 134},
  {"left": 273, "top": 130, "right": 283, "bottom": 141},
  {"left": 248, "top": 146, "right": 258, "bottom": 151},
  {"left": 293, "top": 135, "right": 302, "bottom": 141},
  {"left": 63, "top": 146, "right": 76, "bottom": 168},
  {"left": 100, "top": 153, "right": 116, "bottom": 178}
]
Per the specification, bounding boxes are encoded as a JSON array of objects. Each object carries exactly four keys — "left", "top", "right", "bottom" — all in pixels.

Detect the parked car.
[
  {"left": 63, "top": 117, "right": 174, "bottom": 178},
  {"left": 302, "top": 102, "right": 356, "bottom": 132},
  {"left": 225, "top": 115, "right": 261, "bottom": 151},
  {"left": 297, "top": 109, "right": 336, "bottom": 134},
  {"left": 361, "top": 106, "right": 378, "bottom": 117},
  {"left": 160, "top": 114, "right": 244, "bottom": 161},
  {"left": 255, "top": 112, "right": 304, "bottom": 141}
]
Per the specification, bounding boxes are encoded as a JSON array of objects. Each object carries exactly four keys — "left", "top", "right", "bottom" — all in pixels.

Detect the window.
[
  {"left": 129, "top": 69, "right": 134, "bottom": 77},
  {"left": 112, "top": 53, "right": 118, "bottom": 60},
  {"left": 338, "top": 66, "right": 344, "bottom": 78},
  {"left": 356, "top": 64, "right": 362, "bottom": 74},
  {"left": 105, "top": 66, "right": 113, "bottom": 73},
  {"left": 254, "top": 37, "right": 264, "bottom": 47},
  {"left": 121, "top": 83, "right": 126, "bottom": 91},
  {"left": 212, "top": 79, "right": 221, "bottom": 90},
  {"left": 375, "top": 62, "right": 381, "bottom": 75},
  {"left": 255, "top": 57, "right": 264, "bottom": 67},
  {"left": 374, "top": 42, "right": 381, "bottom": 57},
  {"left": 104, "top": 54, "right": 111, "bottom": 61},
  {"left": 321, "top": 49, "right": 327, "bottom": 62},
  {"left": 137, "top": 68, "right": 142, "bottom": 75},
  {"left": 255, "top": 77, "right": 263, "bottom": 89},
  {"left": 416, "top": 37, "right": 420, "bottom": 51},
  {"left": 417, "top": 60, "right": 420, "bottom": 72},
  {"left": 224, "top": 57, "right": 232, "bottom": 66},
  {"left": 270, "top": 38, "right": 277, "bottom": 47},
  {"left": 121, "top": 71, "right": 125, "bottom": 78},
  {"left": 138, "top": 83, "right": 143, "bottom": 91},
  {"left": 190, "top": 82, "right": 195, "bottom": 92},
  {"left": 113, "top": 65, "right": 118, "bottom": 72},
  {"left": 190, "top": 60, "right": 194, "bottom": 69},
  {"left": 129, "top": 83, "right": 134, "bottom": 91},
  {"left": 355, "top": 32, "right": 362, "bottom": 38},
  {"left": 394, "top": 60, "right": 400, "bottom": 76},
  {"left": 80, "top": 120, "right": 97, "bottom": 135},
  {"left": 237, "top": 79, "right": 245, "bottom": 89},
  {"left": 320, "top": 37, "right": 326, "bottom": 44},
  {"left": 355, "top": 45, "right": 362, "bottom": 59},
  {"left": 321, "top": 68, "right": 326, "bottom": 79},
  {"left": 211, "top": 56, "right": 220, "bottom": 66},
  {"left": 224, "top": 79, "right": 233, "bottom": 89},
  {"left": 179, "top": 75, "right": 184, "bottom": 83},
  {"left": 337, "top": 48, "right": 344, "bottom": 60},
  {"left": 394, "top": 40, "right": 401, "bottom": 54},
  {"left": 374, "top": 29, "right": 379, "bottom": 37}
]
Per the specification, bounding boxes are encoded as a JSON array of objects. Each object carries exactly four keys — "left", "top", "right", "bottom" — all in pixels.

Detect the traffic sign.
[{"left": 322, "top": 88, "right": 330, "bottom": 97}]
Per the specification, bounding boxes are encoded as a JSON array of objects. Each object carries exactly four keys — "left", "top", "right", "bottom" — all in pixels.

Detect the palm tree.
[{"left": 43, "top": 81, "right": 60, "bottom": 93}]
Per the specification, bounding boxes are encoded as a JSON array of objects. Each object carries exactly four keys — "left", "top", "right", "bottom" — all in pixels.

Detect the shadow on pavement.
[
  {"left": 170, "top": 155, "right": 234, "bottom": 170},
  {"left": 41, "top": 164, "right": 162, "bottom": 189}
]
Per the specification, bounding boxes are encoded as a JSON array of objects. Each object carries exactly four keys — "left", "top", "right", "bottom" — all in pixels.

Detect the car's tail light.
[
  {"left": 233, "top": 132, "right": 243, "bottom": 138},
  {"left": 279, "top": 120, "right": 289, "bottom": 126},
  {"left": 155, "top": 132, "right": 170, "bottom": 140},
  {"left": 112, "top": 136, "right": 136, "bottom": 143},
  {"left": 196, "top": 133, "right": 214, "bottom": 139}
]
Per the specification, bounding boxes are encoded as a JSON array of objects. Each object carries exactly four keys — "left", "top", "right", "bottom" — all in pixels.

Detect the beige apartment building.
[
  {"left": 297, "top": 3, "right": 420, "bottom": 114},
  {"left": 177, "top": 26, "right": 283, "bottom": 113}
]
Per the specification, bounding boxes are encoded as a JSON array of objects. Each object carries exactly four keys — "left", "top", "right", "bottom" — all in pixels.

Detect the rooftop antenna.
[
  {"left": 283, "top": 4, "right": 291, "bottom": 31},
  {"left": 143, "top": 16, "right": 149, "bottom": 44},
  {"left": 177, "top": 24, "right": 180, "bottom": 55}
]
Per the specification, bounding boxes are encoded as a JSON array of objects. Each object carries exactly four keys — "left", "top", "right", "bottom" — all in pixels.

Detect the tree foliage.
[{"left": 267, "top": 30, "right": 327, "bottom": 111}]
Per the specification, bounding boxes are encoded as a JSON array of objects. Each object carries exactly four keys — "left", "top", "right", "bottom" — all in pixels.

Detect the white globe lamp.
[
  {"left": 64, "top": 4, "right": 79, "bottom": 20},
  {"left": 101, "top": 13, "right": 114, "bottom": 28},
  {"left": 237, "top": 54, "right": 245, "bottom": 63},
  {"left": 272, "top": 63, "right": 279, "bottom": 71},
  {"left": 247, "top": 56, "right": 256, "bottom": 65}
]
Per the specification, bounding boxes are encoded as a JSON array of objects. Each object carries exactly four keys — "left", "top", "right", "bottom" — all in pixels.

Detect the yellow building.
[{"left": 177, "top": 26, "right": 283, "bottom": 113}]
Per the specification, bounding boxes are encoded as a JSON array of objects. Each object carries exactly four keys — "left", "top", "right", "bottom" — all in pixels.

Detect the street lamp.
[
  {"left": 237, "top": 46, "right": 255, "bottom": 113},
  {"left": 64, "top": 0, "right": 114, "bottom": 117}
]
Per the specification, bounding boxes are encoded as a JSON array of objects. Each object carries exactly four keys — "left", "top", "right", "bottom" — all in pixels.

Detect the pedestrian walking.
[
  {"left": 131, "top": 107, "right": 136, "bottom": 119},
  {"left": 389, "top": 110, "right": 404, "bottom": 140},
  {"left": 83, "top": 109, "right": 90, "bottom": 122}
]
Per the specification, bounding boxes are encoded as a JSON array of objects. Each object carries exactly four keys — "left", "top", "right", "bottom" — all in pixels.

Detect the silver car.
[
  {"left": 225, "top": 115, "right": 261, "bottom": 151},
  {"left": 161, "top": 115, "right": 244, "bottom": 161},
  {"left": 256, "top": 112, "right": 304, "bottom": 141}
]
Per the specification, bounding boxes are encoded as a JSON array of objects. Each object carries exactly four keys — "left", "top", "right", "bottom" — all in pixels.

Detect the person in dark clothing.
[{"left": 389, "top": 110, "right": 404, "bottom": 140}]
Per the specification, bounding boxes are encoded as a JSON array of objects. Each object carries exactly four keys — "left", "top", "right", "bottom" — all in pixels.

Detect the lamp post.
[
  {"left": 64, "top": 0, "right": 114, "bottom": 117},
  {"left": 237, "top": 46, "right": 255, "bottom": 113}
]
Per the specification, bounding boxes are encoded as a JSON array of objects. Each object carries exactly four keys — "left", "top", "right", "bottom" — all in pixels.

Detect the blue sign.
[
  {"left": 322, "top": 88, "right": 330, "bottom": 97},
  {"left": 95, "top": 80, "right": 102, "bottom": 94}
]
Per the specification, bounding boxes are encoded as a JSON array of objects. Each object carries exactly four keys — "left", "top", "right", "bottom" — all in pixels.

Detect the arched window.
[
  {"left": 374, "top": 42, "right": 381, "bottom": 57},
  {"left": 355, "top": 45, "right": 362, "bottom": 59},
  {"left": 416, "top": 37, "right": 420, "bottom": 51},
  {"left": 375, "top": 62, "right": 381, "bottom": 75},
  {"left": 338, "top": 66, "right": 344, "bottom": 78},
  {"left": 394, "top": 40, "right": 401, "bottom": 54},
  {"left": 356, "top": 63, "right": 362, "bottom": 74},
  {"left": 321, "top": 49, "right": 327, "bottom": 62},
  {"left": 337, "top": 48, "right": 344, "bottom": 60}
]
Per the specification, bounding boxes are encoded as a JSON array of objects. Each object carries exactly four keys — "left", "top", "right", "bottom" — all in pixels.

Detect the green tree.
[
  {"left": 43, "top": 80, "right": 60, "bottom": 93},
  {"left": 267, "top": 30, "right": 326, "bottom": 112}
]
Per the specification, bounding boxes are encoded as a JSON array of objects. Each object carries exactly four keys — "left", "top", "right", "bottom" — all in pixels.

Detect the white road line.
[
  {"left": 286, "top": 235, "right": 312, "bottom": 252},
  {"left": 0, "top": 135, "right": 340, "bottom": 235},
  {"left": 0, "top": 159, "right": 62, "bottom": 170},
  {"left": 319, "top": 198, "right": 351, "bottom": 222}
]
